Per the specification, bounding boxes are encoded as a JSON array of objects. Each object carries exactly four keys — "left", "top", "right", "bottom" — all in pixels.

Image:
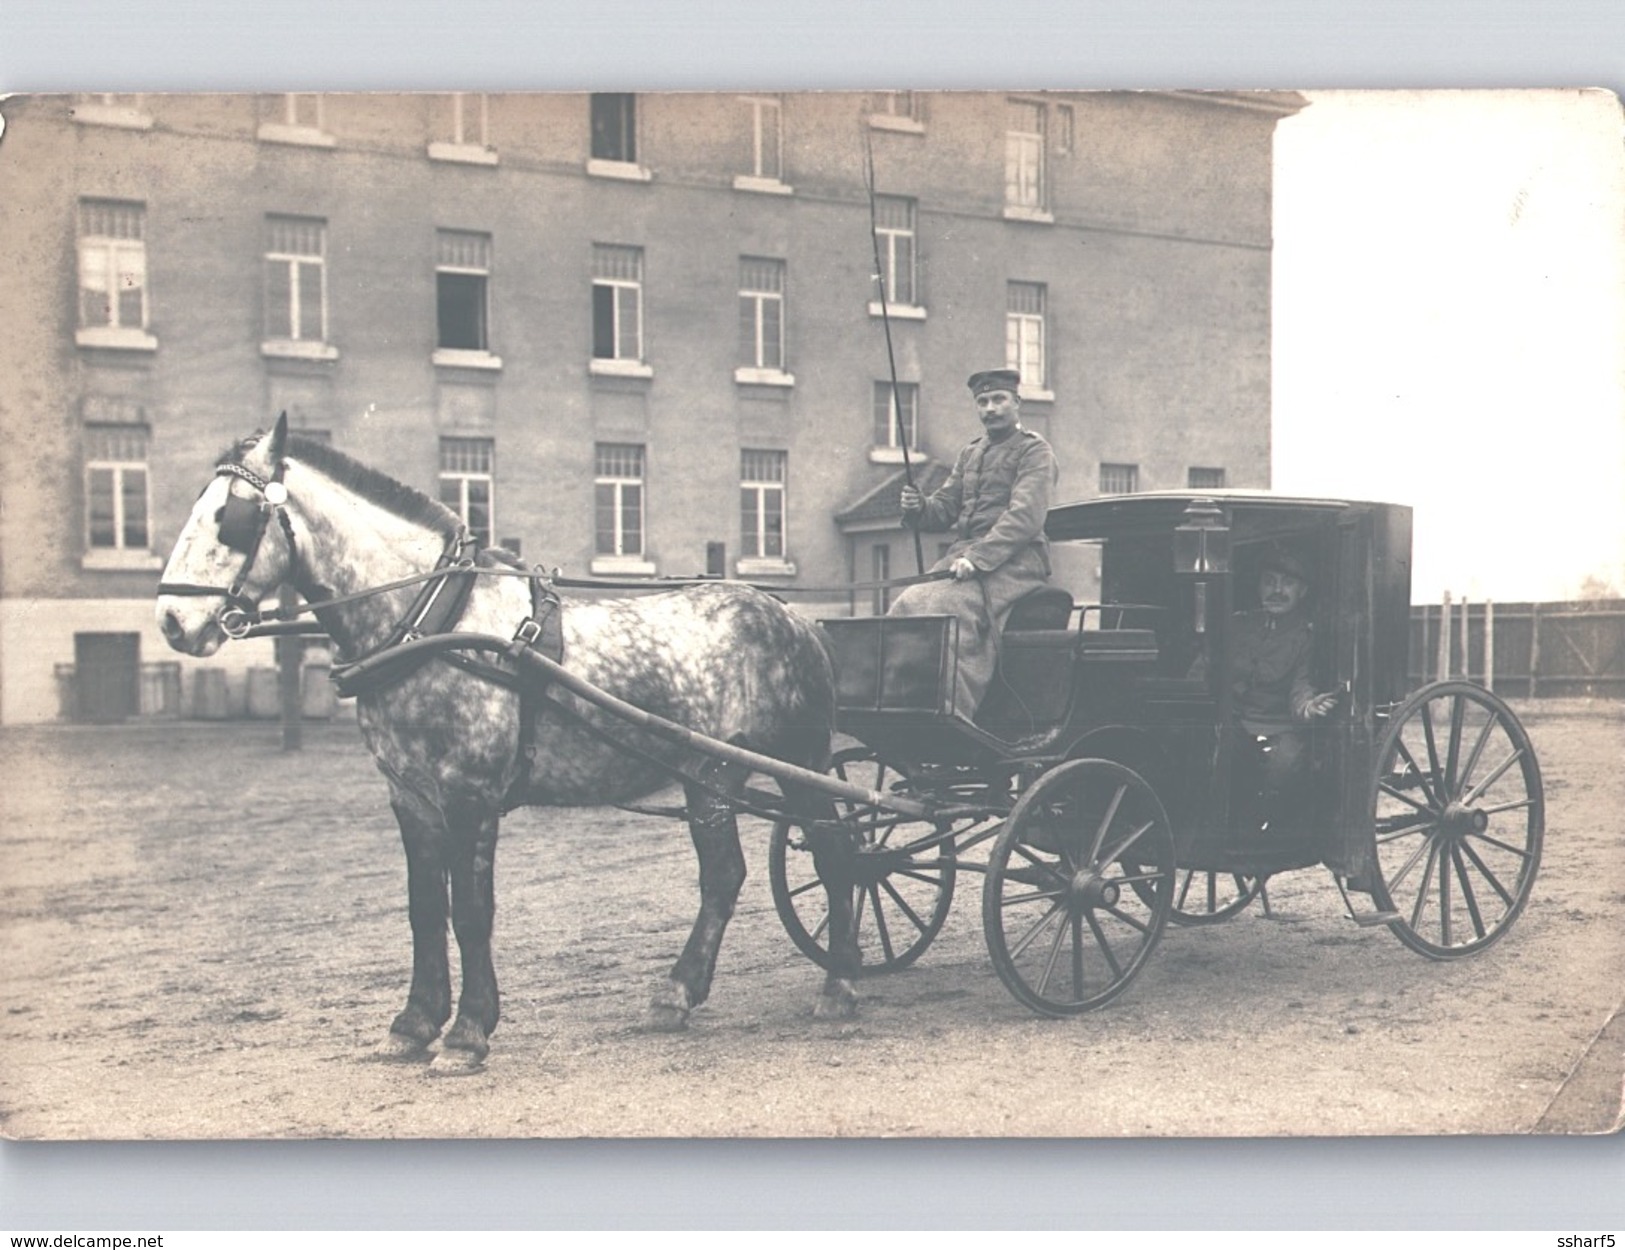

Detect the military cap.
[
  {"left": 1259, "top": 543, "right": 1310, "bottom": 583},
  {"left": 967, "top": 368, "right": 1022, "bottom": 396}
]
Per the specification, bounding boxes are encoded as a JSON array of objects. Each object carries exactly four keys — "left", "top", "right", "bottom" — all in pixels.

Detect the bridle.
[{"left": 157, "top": 459, "right": 297, "bottom": 639}]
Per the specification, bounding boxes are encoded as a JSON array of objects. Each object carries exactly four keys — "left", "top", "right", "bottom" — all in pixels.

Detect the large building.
[{"left": 0, "top": 90, "right": 1303, "bottom": 723}]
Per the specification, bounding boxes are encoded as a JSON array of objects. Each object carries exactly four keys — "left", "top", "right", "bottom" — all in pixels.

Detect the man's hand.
[
  {"left": 899, "top": 484, "right": 923, "bottom": 514},
  {"left": 950, "top": 556, "right": 978, "bottom": 581},
  {"left": 1303, "top": 691, "right": 1339, "bottom": 719}
]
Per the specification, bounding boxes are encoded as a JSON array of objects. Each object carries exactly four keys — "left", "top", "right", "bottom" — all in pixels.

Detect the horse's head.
[{"left": 156, "top": 414, "right": 296, "bottom": 656}]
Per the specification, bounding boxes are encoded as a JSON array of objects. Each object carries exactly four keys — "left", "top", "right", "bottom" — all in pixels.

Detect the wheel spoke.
[
  {"left": 1084, "top": 907, "right": 1124, "bottom": 980},
  {"left": 1450, "top": 844, "right": 1488, "bottom": 942},
  {"left": 785, "top": 875, "right": 825, "bottom": 901},
  {"left": 1465, "top": 826, "right": 1535, "bottom": 863},
  {"left": 892, "top": 865, "right": 950, "bottom": 889},
  {"left": 1071, "top": 913, "right": 1086, "bottom": 999},
  {"left": 1007, "top": 897, "right": 1066, "bottom": 959},
  {"left": 1087, "top": 784, "right": 1128, "bottom": 864},
  {"left": 865, "top": 884, "right": 897, "bottom": 964},
  {"left": 1035, "top": 910, "right": 1072, "bottom": 997},
  {"left": 1409, "top": 839, "right": 1442, "bottom": 930},
  {"left": 1438, "top": 836, "right": 1453, "bottom": 946},
  {"left": 1420, "top": 699, "right": 1443, "bottom": 793},
  {"left": 1458, "top": 714, "right": 1498, "bottom": 794},
  {"left": 1098, "top": 818, "right": 1157, "bottom": 867},
  {"left": 1461, "top": 748, "right": 1525, "bottom": 806},
  {"left": 1377, "top": 816, "right": 1439, "bottom": 843},
  {"left": 1444, "top": 694, "right": 1466, "bottom": 795},
  {"left": 1479, "top": 797, "right": 1535, "bottom": 817},
  {"left": 1392, "top": 737, "right": 1443, "bottom": 809},
  {"left": 1378, "top": 781, "right": 1437, "bottom": 815},
  {"left": 1100, "top": 902, "right": 1152, "bottom": 935},
  {"left": 1459, "top": 835, "right": 1519, "bottom": 907},
  {"left": 878, "top": 876, "right": 931, "bottom": 935},
  {"left": 1384, "top": 831, "right": 1436, "bottom": 892}
]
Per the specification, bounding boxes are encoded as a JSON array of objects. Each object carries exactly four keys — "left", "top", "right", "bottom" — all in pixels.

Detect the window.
[
  {"left": 438, "top": 438, "right": 494, "bottom": 547},
  {"left": 1056, "top": 103, "right": 1075, "bottom": 155},
  {"left": 263, "top": 215, "right": 330, "bottom": 355},
  {"left": 1006, "top": 281, "right": 1047, "bottom": 392},
  {"left": 737, "top": 95, "right": 785, "bottom": 186},
  {"left": 740, "top": 450, "right": 788, "bottom": 563},
  {"left": 429, "top": 93, "right": 496, "bottom": 165},
  {"left": 258, "top": 93, "right": 334, "bottom": 147},
  {"left": 738, "top": 257, "right": 786, "bottom": 373},
  {"left": 1004, "top": 99, "right": 1049, "bottom": 220},
  {"left": 871, "top": 543, "right": 892, "bottom": 615},
  {"left": 594, "top": 443, "right": 646, "bottom": 559},
  {"left": 872, "top": 381, "right": 920, "bottom": 454},
  {"left": 1188, "top": 466, "right": 1227, "bottom": 489},
  {"left": 870, "top": 195, "right": 918, "bottom": 310},
  {"left": 591, "top": 244, "right": 646, "bottom": 371},
  {"left": 588, "top": 93, "right": 648, "bottom": 179},
  {"left": 84, "top": 424, "right": 150, "bottom": 556},
  {"left": 76, "top": 200, "right": 153, "bottom": 349},
  {"left": 435, "top": 230, "right": 498, "bottom": 366},
  {"left": 1100, "top": 463, "right": 1140, "bottom": 495},
  {"left": 869, "top": 91, "right": 924, "bottom": 133}
]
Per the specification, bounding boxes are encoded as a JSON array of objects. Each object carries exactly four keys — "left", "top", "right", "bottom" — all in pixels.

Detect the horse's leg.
[
  {"left": 648, "top": 758, "right": 749, "bottom": 1031},
  {"left": 380, "top": 799, "right": 451, "bottom": 1060},
  {"left": 431, "top": 797, "right": 501, "bottom": 1074},
  {"left": 806, "top": 814, "right": 861, "bottom": 1020}
]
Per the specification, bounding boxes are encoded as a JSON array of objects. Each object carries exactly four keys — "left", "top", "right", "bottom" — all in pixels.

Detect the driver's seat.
[{"left": 1002, "top": 585, "right": 1075, "bottom": 633}]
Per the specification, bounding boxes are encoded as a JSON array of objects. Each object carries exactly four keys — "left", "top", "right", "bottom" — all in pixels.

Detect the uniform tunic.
[
  {"left": 887, "top": 426, "right": 1058, "bottom": 717},
  {"left": 1226, "top": 607, "right": 1318, "bottom": 828}
]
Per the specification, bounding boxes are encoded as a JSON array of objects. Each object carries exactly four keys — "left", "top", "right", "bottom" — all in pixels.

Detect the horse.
[{"left": 155, "top": 415, "right": 857, "bottom": 1073}]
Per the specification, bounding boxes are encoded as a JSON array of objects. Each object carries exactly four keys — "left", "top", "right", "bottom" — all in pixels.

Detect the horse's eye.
[{"left": 214, "top": 506, "right": 226, "bottom": 524}]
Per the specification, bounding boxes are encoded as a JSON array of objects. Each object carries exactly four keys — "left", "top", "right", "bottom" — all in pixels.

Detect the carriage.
[
  {"left": 770, "top": 490, "right": 1545, "bottom": 1015},
  {"left": 157, "top": 424, "right": 1544, "bottom": 1065}
]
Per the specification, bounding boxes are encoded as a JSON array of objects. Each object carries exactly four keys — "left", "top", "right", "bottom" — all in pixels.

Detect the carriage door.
[
  {"left": 1323, "top": 514, "right": 1376, "bottom": 872},
  {"left": 74, "top": 632, "right": 140, "bottom": 722}
]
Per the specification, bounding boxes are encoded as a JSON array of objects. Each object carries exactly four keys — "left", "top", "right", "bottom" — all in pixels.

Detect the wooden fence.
[{"left": 1407, "top": 596, "right": 1625, "bottom": 697}]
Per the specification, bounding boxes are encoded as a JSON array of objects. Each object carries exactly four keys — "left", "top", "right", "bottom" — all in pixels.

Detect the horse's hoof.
[
  {"left": 814, "top": 980, "right": 859, "bottom": 1020},
  {"left": 427, "top": 1046, "right": 487, "bottom": 1077},
  {"left": 377, "top": 1032, "right": 432, "bottom": 1062},
  {"left": 645, "top": 982, "right": 692, "bottom": 1032}
]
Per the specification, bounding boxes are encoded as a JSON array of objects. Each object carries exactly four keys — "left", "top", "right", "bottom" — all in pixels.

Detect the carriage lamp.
[{"left": 1175, "top": 497, "right": 1231, "bottom": 634}]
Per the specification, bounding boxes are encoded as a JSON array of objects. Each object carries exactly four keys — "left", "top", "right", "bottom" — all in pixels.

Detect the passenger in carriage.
[
  {"left": 1196, "top": 544, "right": 1340, "bottom": 836},
  {"left": 889, "top": 368, "right": 1060, "bottom": 718}
]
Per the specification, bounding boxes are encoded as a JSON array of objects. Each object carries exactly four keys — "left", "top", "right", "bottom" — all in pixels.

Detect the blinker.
[{"left": 218, "top": 490, "right": 265, "bottom": 554}]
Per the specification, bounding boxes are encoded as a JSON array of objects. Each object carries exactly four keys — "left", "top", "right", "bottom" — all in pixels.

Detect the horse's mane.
[{"left": 219, "top": 432, "right": 462, "bottom": 540}]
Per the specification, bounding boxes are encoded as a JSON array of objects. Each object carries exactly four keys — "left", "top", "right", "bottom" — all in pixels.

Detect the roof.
[
  {"left": 1045, "top": 490, "right": 1411, "bottom": 543},
  {"left": 835, "top": 460, "right": 953, "bottom": 527}
]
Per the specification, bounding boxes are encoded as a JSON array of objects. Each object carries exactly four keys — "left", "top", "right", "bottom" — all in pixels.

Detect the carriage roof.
[{"left": 1044, "top": 490, "right": 1412, "bottom": 547}]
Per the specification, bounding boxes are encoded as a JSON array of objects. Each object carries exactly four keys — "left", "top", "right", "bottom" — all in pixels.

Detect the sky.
[{"left": 1271, "top": 89, "right": 1625, "bottom": 604}]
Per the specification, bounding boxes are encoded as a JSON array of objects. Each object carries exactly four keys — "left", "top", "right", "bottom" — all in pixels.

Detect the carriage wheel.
[
  {"left": 983, "top": 758, "right": 1174, "bottom": 1016},
  {"left": 1370, "top": 681, "right": 1544, "bottom": 959},
  {"left": 1168, "top": 870, "right": 1264, "bottom": 925},
  {"left": 768, "top": 748, "right": 957, "bottom": 977}
]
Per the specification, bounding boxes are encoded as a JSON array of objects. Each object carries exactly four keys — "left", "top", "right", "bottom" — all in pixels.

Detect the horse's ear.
[{"left": 268, "top": 411, "right": 288, "bottom": 463}]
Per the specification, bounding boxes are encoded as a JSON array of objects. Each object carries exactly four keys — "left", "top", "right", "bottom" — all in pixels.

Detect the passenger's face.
[
  {"left": 975, "top": 388, "right": 1020, "bottom": 436},
  {"left": 1260, "top": 569, "right": 1308, "bottom": 616}
]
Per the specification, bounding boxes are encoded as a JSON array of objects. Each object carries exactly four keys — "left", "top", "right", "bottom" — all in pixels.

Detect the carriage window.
[
  {"left": 436, "top": 230, "right": 492, "bottom": 353},
  {"left": 591, "top": 244, "right": 644, "bottom": 365},
  {"left": 873, "top": 381, "right": 920, "bottom": 453},
  {"left": 84, "top": 424, "right": 151, "bottom": 554},
  {"left": 594, "top": 443, "right": 645, "bottom": 558},
  {"left": 871, "top": 196, "right": 917, "bottom": 308},
  {"left": 76, "top": 200, "right": 152, "bottom": 350},
  {"left": 1004, "top": 99, "right": 1048, "bottom": 218},
  {"left": 264, "top": 215, "right": 328, "bottom": 345},
  {"left": 1006, "top": 281, "right": 1047, "bottom": 391},
  {"left": 740, "top": 449, "right": 788, "bottom": 564},
  {"left": 590, "top": 93, "right": 636, "bottom": 163},
  {"left": 438, "top": 438, "right": 494, "bottom": 548},
  {"left": 1099, "top": 463, "right": 1139, "bottom": 495},
  {"left": 1188, "top": 466, "right": 1227, "bottom": 489},
  {"left": 738, "top": 257, "right": 786, "bottom": 374}
]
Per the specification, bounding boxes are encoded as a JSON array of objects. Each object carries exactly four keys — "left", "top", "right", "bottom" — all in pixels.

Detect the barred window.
[
  {"left": 1005, "top": 99, "right": 1046, "bottom": 211},
  {"left": 873, "top": 381, "right": 920, "bottom": 450},
  {"left": 739, "top": 257, "right": 786, "bottom": 370},
  {"left": 1100, "top": 463, "right": 1139, "bottom": 496},
  {"left": 1188, "top": 466, "right": 1227, "bottom": 490},
  {"left": 438, "top": 437, "right": 494, "bottom": 547},
  {"left": 437, "top": 229, "right": 492, "bottom": 351},
  {"left": 592, "top": 244, "right": 644, "bottom": 361},
  {"left": 84, "top": 424, "right": 150, "bottom": 551},
  {"left": 740, "top": 449, "right": 787, "bottom": 559},
  {"left": 265, "top": 215, "right": 327, "bottom": 342},
  {"left": 594, "top": 443, "right": 646, "bottom": 557},
  {"left": 1006, "top": 281, "right": 1046, "bottom": 388},
  {"left": 77, "top": 200, "right": 147, "bottom": 331}
]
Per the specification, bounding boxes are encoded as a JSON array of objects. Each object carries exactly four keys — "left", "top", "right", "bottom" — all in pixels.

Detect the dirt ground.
[{"left": 1, "top": 698, "right": 1620, "bottom": 1140}]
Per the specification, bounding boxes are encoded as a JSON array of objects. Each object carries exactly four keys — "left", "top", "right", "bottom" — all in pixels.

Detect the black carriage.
[{"left": 771, "top": 491, "right": 1545, "bottom": 1016}]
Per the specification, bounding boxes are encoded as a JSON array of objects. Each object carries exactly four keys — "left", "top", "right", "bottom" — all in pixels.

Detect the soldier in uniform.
[
  {"left": 1221, "top": 545, "right": 1340, "bottom": 834},
  {"left": 888, "top": 368, "right": 1059, "bottom": 719}
]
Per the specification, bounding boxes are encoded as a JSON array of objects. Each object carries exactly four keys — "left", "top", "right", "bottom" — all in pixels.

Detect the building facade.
[{"left": 0, "top": 90, "right": 1303, "bottom": 723}]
